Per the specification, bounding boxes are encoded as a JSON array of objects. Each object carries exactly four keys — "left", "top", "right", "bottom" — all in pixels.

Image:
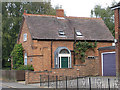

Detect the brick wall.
[
  {"left": 25, "top": 57, "right": 100, "bottom": 84},
  {"left": 18, "top": 19, "right": 33, "bottom": 66}
]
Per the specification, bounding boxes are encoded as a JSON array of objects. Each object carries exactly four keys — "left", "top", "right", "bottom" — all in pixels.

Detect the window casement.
[
  {"left": 24, "top": 53, "right": 27, "bottom": 65},
  {"left": 88, "top": 56, "right": 95, "bottom": 59},
  {"left": 76, "top": 30, "right": 83, "bottom": 37},
  {"left": 23, "top": 33, "right": 27, "bottom": 41},
  {"left": 58, "top": 30, "right": 66, "bottom": 37}
]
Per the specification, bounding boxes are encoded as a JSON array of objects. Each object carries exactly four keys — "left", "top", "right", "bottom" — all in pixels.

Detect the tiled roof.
[
  {"left": 24, "top": 13, "right": 114, "bottom": 41},
  {"left": 98, "top": 46, "right": 115, "bottom": 51}
]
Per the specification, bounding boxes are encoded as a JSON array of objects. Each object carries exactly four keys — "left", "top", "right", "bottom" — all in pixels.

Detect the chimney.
[
  {"left": 56, "top": 9, "right": 64, "bottom": 17},
  {"left": 23, "top": 10, "right": 27, "bottom": 15},
  {"left": 111, "top": 2, "right": 120, "bottom": 77}
]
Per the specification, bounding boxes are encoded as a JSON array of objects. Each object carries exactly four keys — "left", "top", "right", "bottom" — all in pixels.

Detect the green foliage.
[
  {"left": 11, "top": 43, "right": 24, "bottom": 69},
  {"left": 74, "top": 41, "right": 97, "bottom": 63},
  {"left": 2, "top": 2, "right": 56, "bottom": 68},
  {"left": 16, "top": 65, "right": 34, "bottom": 71},
  {"left": 91, "top": 2, "right": 117, "bottom": 37}
]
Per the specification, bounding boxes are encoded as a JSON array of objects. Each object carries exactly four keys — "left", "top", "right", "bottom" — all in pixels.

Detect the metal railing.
[{"left": 40, "top": 75, "right": 119, "bottom": 89}]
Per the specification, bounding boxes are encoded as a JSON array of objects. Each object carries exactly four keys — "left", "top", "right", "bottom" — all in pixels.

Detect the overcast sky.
[{"left": 51, "top": 0, "right": 120, "bottom": 17}]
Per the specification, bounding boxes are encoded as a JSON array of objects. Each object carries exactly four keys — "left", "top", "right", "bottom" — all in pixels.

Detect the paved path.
[
  {"left": 2, "top": 81, "right": 40, "bottom": 88},
  {"left": 1, "top": 80, "right": 41, "bottom": 90}
]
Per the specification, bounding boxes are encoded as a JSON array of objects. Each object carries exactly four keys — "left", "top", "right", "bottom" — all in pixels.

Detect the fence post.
[
  {"left": 77, "top": 76, "right": 79, "bottom": 90},
  {"left": 56, "top": 75, "right": 58, "bottom": 89},
  {"left": 108, "top": 78, "right": 110, "bottom": 90},
  {"left": 40, "top": 75, "right": 41, "bottom": 86},
  {"left": 66, "top": 76, "right": 67, "bottom": 90},
  {"left": 48, "top": 75, "right": 49, "bottom": 88},
  {"left": 89, "top": 77, "right": 91, "bottom": 90}
]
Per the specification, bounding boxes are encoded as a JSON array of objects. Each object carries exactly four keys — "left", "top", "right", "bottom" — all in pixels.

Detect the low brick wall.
[{"left": 25, "top": 58, "right": 99, "bottom": 84}]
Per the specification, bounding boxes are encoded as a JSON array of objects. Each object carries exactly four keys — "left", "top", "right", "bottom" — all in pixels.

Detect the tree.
[
  {"left": 91, "top": 2, "right": 117, "bottom": 37},
  {"left": 2, "top": 2, "right": 56, "bottom": 68},
  {"left": 11, "top": 43, "right": 24, "bottom": 69}
]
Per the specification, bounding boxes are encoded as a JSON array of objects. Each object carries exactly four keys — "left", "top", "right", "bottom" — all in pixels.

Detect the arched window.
[
  {"left": 54, "top": 47, "right": 71, "bottom": 68},
  {"left": 59, "top": 49, "right": 69, "bottom": 54}
]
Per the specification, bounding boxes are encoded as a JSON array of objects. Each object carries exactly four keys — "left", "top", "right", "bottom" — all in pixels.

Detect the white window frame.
[
  {"left": 58, "top": 54, "right": 71, "bottom": 68},
  {"left": 23, "top": 33, "right": 27, "bottom": 41},
  {"left": 58, "top": 30, "right": 66, "bottom": 37},
  {"left": 112, "top": 43, "right": 115, "bottom": 46},
  {"left": 76, "top": 31, "right": 83, "bottom": 37},
  {"left": 24, "top": 53, "right": 27, "bottom": 65}
]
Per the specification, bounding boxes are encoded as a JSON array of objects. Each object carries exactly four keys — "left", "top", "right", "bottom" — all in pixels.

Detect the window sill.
[
  {"left": 74, "top": 64, "right": 86, "bottom": 66},
  {"left": 23, "top": 41, "right": 27, "bottom": 42}
]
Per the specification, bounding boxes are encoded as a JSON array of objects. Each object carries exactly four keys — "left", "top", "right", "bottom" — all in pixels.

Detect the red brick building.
[{"left": 16, "top": 9, "right": 114, "bottom": 82}]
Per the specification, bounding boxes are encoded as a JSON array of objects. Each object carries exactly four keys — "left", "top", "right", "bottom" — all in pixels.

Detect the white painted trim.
[
  {"left": 59, "top": 56, "right": 70, "bottom": 68},
  {"left": 68, "top": 57, "right": 69, "bottom": 68},
  {"left": 59, "top": 54, "right": 70, "bottom": 57},
  {"left": 60, "top": 56, "right": 61, "bottom": 68},
  {"left": 101, "top": 51, "right": 115, "bottom": 76},
  {"left": 56, "top": 57, "right": 57, "bottom": 65},
  {"left": 111, "top": 6, "right": 120, "bottom": 10},
  {"left": 57, "top": 17, "right": 65, "bottom": 20},
  {"left": 76, "top": 36, "right": 84, "bottom": 37},
  {"left": 60, "top": 57, "right": 69, "bottom": 68},
  {"left": 59, "top": 54, "right": 70, "bottom": 68}
]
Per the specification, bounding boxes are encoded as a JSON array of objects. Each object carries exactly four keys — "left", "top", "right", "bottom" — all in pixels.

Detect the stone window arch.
[{"left": 54, "top": 47, "right": 71, "bottom": 68}]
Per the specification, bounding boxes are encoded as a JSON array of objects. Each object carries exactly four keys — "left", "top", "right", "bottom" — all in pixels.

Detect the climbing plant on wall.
[
  {"left": 74, "top": 41, "right": 97, "bottom": 63},
  {"left": 11, "top": 43, "right": 24, "bottom": 69}
]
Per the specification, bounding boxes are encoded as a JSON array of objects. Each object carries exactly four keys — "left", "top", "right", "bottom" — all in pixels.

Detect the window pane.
[
  {"left": 76, "top": 31, "right": 83, "bottom": 36},
  {"left": 23, "top": 33, "right": 27, "bottom": 41},
  {"left": 24, "top": 53, "right": 27, "bottom": 58},
  {"left": 25, "top": 58, "right": 27, "bottom": 65},
  {"left": 24, "top": 53, "right": 27, "bottom": 65},
  {"left": 58, "top": 30, "right": 66, "bottom": 37},
  {"left": 59, "top": 49, "right": 69, "bottom": 54}
]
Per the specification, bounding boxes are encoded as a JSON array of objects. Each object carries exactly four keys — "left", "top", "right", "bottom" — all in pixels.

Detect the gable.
[{"left": 18, "top": 18, "right": 32, "bottom": 45}]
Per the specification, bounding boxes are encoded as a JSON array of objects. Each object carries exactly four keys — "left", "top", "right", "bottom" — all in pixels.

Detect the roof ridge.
[
  {"left": 23, "top": 12, "right": 102, "bottom": 20},
  {"left": 23, "top": 13, "right": 57, "bottom": 17},
  {"left": 66, "top": 16, "right": 102, "bottom": 20}
]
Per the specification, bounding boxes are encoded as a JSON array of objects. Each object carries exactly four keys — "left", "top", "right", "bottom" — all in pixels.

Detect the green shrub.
[
  {"left": 74, "top": 41, "right": 97, "bottom": 63},
  {"left": 11, "top": 43, "right": 24, "bottom": 69},
  {"left": 16, "top": 65, "right": 34, "bottom": 71}
]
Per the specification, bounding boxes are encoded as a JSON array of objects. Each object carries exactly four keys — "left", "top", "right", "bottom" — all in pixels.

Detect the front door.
[{"left": 61, "top": 57, "right": 68, "bottom": 68}]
